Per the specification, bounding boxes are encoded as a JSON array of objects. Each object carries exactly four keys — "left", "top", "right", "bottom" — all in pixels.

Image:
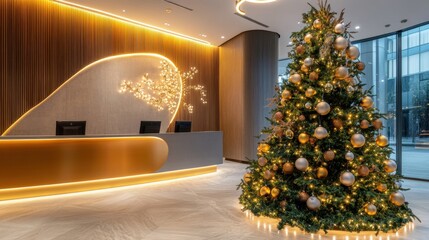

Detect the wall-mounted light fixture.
[{"left": 235, "top": 0, "right": 276, "bottom": 15}]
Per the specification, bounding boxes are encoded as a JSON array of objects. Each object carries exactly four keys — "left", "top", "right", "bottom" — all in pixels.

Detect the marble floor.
[{"left": 0, "top": 161, "right": 428, "bottom": 240}]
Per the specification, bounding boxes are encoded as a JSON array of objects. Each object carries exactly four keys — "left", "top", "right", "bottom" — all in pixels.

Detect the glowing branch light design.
[
  {"left": 235, "top": 0, "right": 276, "bottom": 15},
  {"left": 119, "top": 60, "right": 207, "bottom": 114}
]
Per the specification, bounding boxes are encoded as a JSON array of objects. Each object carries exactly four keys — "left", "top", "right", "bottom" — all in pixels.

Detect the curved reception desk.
[{"left": 0, "top": 132, "right": 222, "bottom": 201}]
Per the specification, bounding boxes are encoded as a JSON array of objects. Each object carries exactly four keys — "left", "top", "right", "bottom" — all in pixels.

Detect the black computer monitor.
[
  {"left": 174, "top": 121, "right": 191, "bottom": 132},
  {"left": 139, "top": 121, "right": 161, "bottom": 134},
  {"left": 56, "top": 121, "right": 86, "bottom": 135}
]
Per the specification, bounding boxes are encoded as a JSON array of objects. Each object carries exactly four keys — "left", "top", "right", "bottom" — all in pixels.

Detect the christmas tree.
[{"left": 239, "top": 0, "right": 418, "bottom": 233}]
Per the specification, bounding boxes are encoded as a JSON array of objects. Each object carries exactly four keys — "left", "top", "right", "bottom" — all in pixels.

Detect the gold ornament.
[
  {"left": 280, "top": 200, "right": 287, "bottom": 208},
  {"left": 304, "top": 33, "right": 313, "bottom": 44},
  {"left": 314, "top": 126, "right": 328, "bottom": 139},
  {"left": 333, "top": 119, "right": 343, "bottom": 128},
  {"left": 260, "top": 186, "right": 271, "bottom": 196},
  {"left": 280, "top": 99, "right": 286, "bottom": 106},
  {"left": 346, "top": 46, "right": 360, "bottom": 60},
  {"left": 360, "top": 119, "right": 370, "bottom": 129},
  {"left": 272, "top": 164, "right": 279, "bottom": 171},
  {"left": 317, "top": 167, "right": 328, "bottom": 178},
  {"left": 298, "top": 191, "right": 310, "bottom": 202},
  {"left": 258, "top": 143, "right": 270, "bottom": 153},
  {"left": 358, "top": 165, "right": 370, "bottom": 177},
  {"left": 377, "top": 183, "right": 387, "bottom": 192},
  {"left": 304, "top": 57, "right": 314, "bottom": 67},
  {"left": 360, "top": 96, "right": 374, "bottom": 109},
  {"left": 298, "top": 133, "right": 310, "bottom": 144},
  {"left": 285, "top": 129, "right": 294, "bottom": 139},
  {"left": 373, "top": 119, "right": 383, "bottom": 129},
  {"left": 243, "top": 173, "right": 251, "bottom": 183},
  {"left": 263, "top": 170, "right": 273, "bottom": 180},
  {"left": 306, "top": 196, "right": 321, "bottom": 210},
  {"left": 324, "top": 83, "right": 334, "bottom": 92},
  {"left": 295, "top": 157, "right": 309, "bottom": 171},
  {"left": 384, "top": 159, "right": 397, "bottom": 173},
  {"left": 273, "top": 111, "right": 283, "bottom": 121},
  {"left": 340, "top": 171, "right": 355, "bottom": 186},
  {"left": 334, "top": 23, "right": 345, "bottom": 34},
  {"left": 271, "top": 188, "right": 280, "bottom": 198},
  {"left": 309, "top": 71, "right": 319, "bottom": 81},
  {"left": 376, "top": 135, "right": 389, "bottom": 147},
  {"left": 298, "top": 115, "right": 306, "bottom": 121},
  {"left": 345, "top": 151, "right": 354, "bottom": 161},
  {"left": 258, "top": 157, "right": 268, "bottom": 166},
  {"left": 335, "top": 36, "right": 348, "bottom": 50},
  {"left": 323, "top": 150, "right": 335, "bottom": 161},
  {"left": 390, "top": 192, "right": 405, "bottom": 206},
  {"left": 282, "top": 89, "right": 292, "bottom": 100},
  {"left": 365, "top": 203, "right": 377, "bottom": 216},
  {"left": 356, "top": 62, "right": 366, "bottom": 71},
  {"left": 273, "top": 126, "right": 283, "bottom": 137},
  {"left": 301, "top": 64, "right": 309, "bottom": 73},
  {"left": 335, "top": 66, "right": 349, "bottom": 79},
  {"left": 313, "top": 19, "right": 322, "bottom": 29},
  {"left": 351, "top": 133, "right": 366, "bottom": 148},
  {"left": 305, "top": 88, "right": 316, "bottom": 97},
  {"left": 289, "top": 73, "right": 302, "bottom": 84},
  {"left": 316, "top": 101, "right": 331, "bottom": 115},
  {"left": 283, "top": 162, "right": 294, "bottom": 174},
  {"left": 296, "top": 45, "right": 305, "bottom": 54}
]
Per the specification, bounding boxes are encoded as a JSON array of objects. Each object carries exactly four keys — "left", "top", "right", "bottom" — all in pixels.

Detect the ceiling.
[{"left": 61, "top": 0, "right": 429, "bottom": 59}]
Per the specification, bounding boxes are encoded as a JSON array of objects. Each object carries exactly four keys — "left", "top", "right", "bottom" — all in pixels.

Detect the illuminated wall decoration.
[
  {"left": 119, "top": 61, "right": 207, "bottom": 114},
  {"left": 3, "top": 53, "right": 196, "bottom": 136}
]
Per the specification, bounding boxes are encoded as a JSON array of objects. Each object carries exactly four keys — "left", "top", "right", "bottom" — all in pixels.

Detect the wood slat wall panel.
[{"left": 0, "top": 0, "right": 219, "bottom": 134}]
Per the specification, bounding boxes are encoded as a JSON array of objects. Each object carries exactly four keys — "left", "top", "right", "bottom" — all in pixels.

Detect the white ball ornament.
[
  {"left": 315, "top": 101, "right": 331, "bottom": 115},
  {"left": 340, "top": 171, "right": 355, "bottom": 186},
  {"left": 313, "top": 19, "right": 322, "bottom": 29},
  {"left": 289, "top": 73, "right": 302, "bottom": 84},
  {"left": 314, "top": 126, "right": 328, "bottom": 139},
  {"left": 306, "top": 196, "right": 321, "bottom": 211},
  {"left": 345, "top": 151, "right": 355, "bottom": 161},
  {"left": 351, "top": 133, "right": 366, "bottom": 148},
  {"left": 346, "top": 46, "right": 360, "bottom": 60},
  {"left": 335, "top": 36, "right": 348, "bottom": 50},
  {"left": 335, "top": 66, "right": 349, "bottom": 79},
  {"left": 304, "top": 33, "right": 313, "bottom": 44},
  {"left": 295, "top": 157, "right": 309, "bottom": 171},
  {"left": 334, "top": 23, "right": 345, "bottom": 34},
  {"left": 304, "top": 57, "right": 314, "bottom": 67}
]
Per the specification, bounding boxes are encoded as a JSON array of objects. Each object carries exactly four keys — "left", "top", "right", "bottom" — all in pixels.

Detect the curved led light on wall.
[
  {"left": 52, "top": 0, "right": 211, "bottom": 46},
  {"left": 2, "top": 53, "right": 191, "bottom": 136},
  {"left": 235, "top": 0, "right": 276, "bottom": 15}
]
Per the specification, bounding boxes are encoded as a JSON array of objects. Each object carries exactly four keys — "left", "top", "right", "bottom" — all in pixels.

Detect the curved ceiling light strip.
[{"left": 236, "top": 0, "right": 276, "bottom": 15}]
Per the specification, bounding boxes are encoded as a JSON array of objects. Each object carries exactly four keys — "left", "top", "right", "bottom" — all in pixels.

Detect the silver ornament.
[
  {"left": 390, "top": 192, "right": 405, "bottom": 206},
  {"left": 351, "top": 133, "right": 366, "bottom": 148},
  {"left": 340, "top": 171, "right": 355, "bottom": 186},
  {"left": 295, "top": 157, "right": 309, "bottom": 171},
  {"left": 335, "top": 66, "right": 349, "bottom": 79},
  {"left": 305, "top": 102, "right": 313, "bottom": 109},
  {"left": 285, "top": 129, "right": 294, "bottom": 139},
  {"left": 289, "top": 73, "right": 302, "bottom": 84},
  {"left": 314, "top": 126, "right": 328, "bottom": 139},
  {"left": 346, "top": 46, "right": 360, "bottom": 60},
  {"left": 324, "top": 83, "right": 334, "bottom": 92},
  {"left": 384, "top": 159, "right": 397, "bottom": 173},
  {"left": 304, "top": 57, "right": 314, "bottom": 67},
  {"left": 316, "top": 101, "right": 331, "bottom": 115},
  {"left": 334, "top": 23, "right": 345, "bottom": 34},
  {"left": 335, "top": 36, "right": 348, "bottom": 50},
  {"left": 313, "top": 19, "right": 322, "bottom": 29},
  {"left": 345, "top": 151, "right": 355, "bottom": 161},
  {"left": 346, "top": 85, "right": 355, "bottom": 93},
  {"left": 306, "top": 196, "right": 321, "bottom": 210}
]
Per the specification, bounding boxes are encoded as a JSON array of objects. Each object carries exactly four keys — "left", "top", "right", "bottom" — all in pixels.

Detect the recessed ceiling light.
[
  {"left": 165, "top": 8, "right": 172, "bottom": 13},
  {"left": 401, "top": 19, "right": 408, "bottom": 23},
  {"left": 221, "top": 36, "right": 225, "bottom": 39},
  {"left": 355, "top": 26, "right": 360, "bottom": 30},
  {"left": 385, "top": 24, "right": 391, "bottom": 28},
  {"left": 164, "top": 22, "right": 170, "bottom": 26},
  {"left": 122, "top": 10, "right": 126, "bottom": 12},
  {"left": 200, "top": 34, "right": 207, "bottom": 38}
]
